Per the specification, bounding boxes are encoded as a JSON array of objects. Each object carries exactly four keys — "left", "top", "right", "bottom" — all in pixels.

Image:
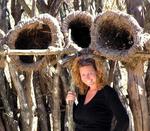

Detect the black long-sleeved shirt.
[{"left": 73, "top": 85, "right": 129, "bottom": 131}]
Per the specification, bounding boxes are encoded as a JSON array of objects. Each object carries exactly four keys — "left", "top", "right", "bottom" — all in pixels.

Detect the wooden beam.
[{"left": 0, "top": 47, "right": 82, "bottom": 56}]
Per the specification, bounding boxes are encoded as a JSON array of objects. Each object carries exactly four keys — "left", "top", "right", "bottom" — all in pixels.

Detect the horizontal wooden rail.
[
  {"left": 0, "top": 46, "right": 82, "bottom": 56},
  {"left": 0, "top": 46, "right": 150, "bottom": 59}
]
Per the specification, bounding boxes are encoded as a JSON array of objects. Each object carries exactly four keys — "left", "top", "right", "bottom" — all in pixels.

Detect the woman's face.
[{"left": 79, "top": 65, "right": 97, "bottom": 88}]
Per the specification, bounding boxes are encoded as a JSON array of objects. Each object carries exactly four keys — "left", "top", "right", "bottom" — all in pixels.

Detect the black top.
[{"left": 73, "top": 85, "right": 129, "bottom": 131}]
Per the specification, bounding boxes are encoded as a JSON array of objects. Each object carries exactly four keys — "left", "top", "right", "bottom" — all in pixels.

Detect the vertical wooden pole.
[
  {"left": 9, "top": 63, "right": 30, "bottom": 131},
  {"left": 34, "top": 72, "right": 49, "bottom": 131},
  {"left": 24, "top": 71, "right": 37, "bottom": 131},
  {"left": 66, "top": 79, "right": 75, "bottom": 131},
  {"left": 127, "top": 61, "right": 149, "bottom": 131},
  {"left": 52, "top": 63, "right": 61, "bottom": 131},
  {"left": 0, "top": 69, "right": 18, "bottom": 131}
]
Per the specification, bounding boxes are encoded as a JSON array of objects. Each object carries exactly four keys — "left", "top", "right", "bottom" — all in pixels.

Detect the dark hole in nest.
[
  {"left": 15, "top": 24, "right": 51, "bottom": 64},
  {"left": 98, "top": 21, "right": 134, "bottom": 50},
  {"left": 69, "top": 20, "right": 91, "bottom": 48}
]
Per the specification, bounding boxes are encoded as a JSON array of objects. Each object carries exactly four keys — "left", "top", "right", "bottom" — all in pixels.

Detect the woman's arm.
[{"left": 104, "top": 86, "right": 129, "bottom": 131}]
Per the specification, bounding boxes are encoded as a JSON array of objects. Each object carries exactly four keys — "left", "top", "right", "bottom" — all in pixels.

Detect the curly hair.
[{"left": 71, "top": 56, "right": 107, "bottom": 94}]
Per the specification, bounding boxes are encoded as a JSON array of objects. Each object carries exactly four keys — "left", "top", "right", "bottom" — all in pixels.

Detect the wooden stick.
[
  {"left": 9, "top": 63, "right": 30, "bottom": 131},
  {"left": 0, "top": 46, "right": 82, "bottom": 56},
  {"left": 0, "top": 48, "right": 149, "bottom": 61}
]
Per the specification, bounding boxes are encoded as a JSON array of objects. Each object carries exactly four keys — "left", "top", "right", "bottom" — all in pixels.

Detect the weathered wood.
[
  {"left": 125, "top": 0, "right": 145, "bottom": 27},
  {"left": 18, "top": 0, "right": 32, "bottom": 17},
  {"left": 0, "top": 47, "right": 82, "bottom": 56},
  {"left": 24, "top": 71, "right": 37, "bottom": 131},
  {"left": 48, "top": 0, "right": 64, "bottom": 16},
  {"left": 51, "top": 63, "right": 61, "bottom": 131},
  {"left": 145, "top": 61, "right": 150, "bottom": 124},
  {"left": 0, "top": 116, "right": 5, "bottom": 131},
  {"left": 9, "top": 63, "right": 30, "bottom": 131},
  {"left": 113, "top": 62, "right": 134, "bottom": 131},
  {"left": 0, "top": 0, "right": 9, "bottom": 32},
  {"left": 0, "top": 46, "right": 150, "bottom": 60},
  {"left": 0, "top": 69, "right": 18, "bottom": 131},
  {"left": 34, "top": 72, "right": 49, "bottom": 131},
  {"left": 65, "top": 80, "right": 75, "bottom": 131},
  {"left": 73, "top": 0, "right": 79, "bottom": 10},
  {"left": 107, "top": 60, "right": 116, "bottom": 85},
  {"left": 42, "top": 63, "right": 62, "bottom": 131},
  {"left": 11, "top": 0, "right": 23, "bottom": 25},
  {"left": 127, "top": 61, "right": 149, "bottom": 131}
]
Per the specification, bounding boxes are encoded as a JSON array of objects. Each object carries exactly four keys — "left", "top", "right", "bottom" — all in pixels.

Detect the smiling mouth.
[{"left": 86, "top": 81, "right": 93, "bottom": 84}]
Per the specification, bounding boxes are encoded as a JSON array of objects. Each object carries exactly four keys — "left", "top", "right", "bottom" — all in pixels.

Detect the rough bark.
[
  {"left": 24, "top": 71, "right": 37, "bottom": 131},
  {"left": 125, "top": 0, "right": 145, "bottom": 27},
  {"left": 108, "top": 60, "right": 116, "bottom": 85},
  {"left": 18, "top": 0, "right": 32, "bottom": 17},
  {"left": 0, "top": 116, "right": 5, "bottom": 131},
  {"left": 0, "top": 70, "right": 18, "bottom": 131},
  {"left": 145, "top": 61, "right": 150, "bottom": 117},
  {"left": 9, "top": 64, "right": 30, "bottom": 131},
  {"left": 144, "top": 1, "right": 150, "bottom": 124},
  {"left": 73, "top": 0, "right": 79, "bottom": 10},
  {"left": 113, "top": 62, "right": 134, "bottom": 131},
  {"left": 81, "top": 0, "right": 92, "bottom": 12},
  {"left": 127, "top": 61, "right": 149, "bottom": 131},
  {"left": 95, "top": 0, "right": 103, "bottom": 13},
  {"left": 34, "top": 72, "right": 49, "bottom": 131},
  {"left": 11, "top": 0, "right": 23, "bottom": 25},
  {"left": 36, "top": 0, "right": 49, "bottom": 13},
  {"left": 49, "top": 0, "right": 64, "bottom": 16},
  {"left": 36, "top": 0, "right": 63, "bottom": 16},
  {"left": 0, "top": 0, "right": 9, "bottom": 32},
  {"left": 65, "top": 80, "right": 75, "bottom": 131},
  {"left": 144, "top": 1, "right": 150, "bottom": 33},
  {"left": 51, "top": 63, "right": 61, "bottom": 131}
]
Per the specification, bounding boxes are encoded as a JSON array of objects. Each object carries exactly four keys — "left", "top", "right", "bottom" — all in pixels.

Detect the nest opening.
[
  {"left": 69, "top": 20, "right": 91, "bottom": 48},
  {"left": 15, "top": 24, "right": 51, "bottom": 64},
  {"left": 98, "top": 21, "right": 134, "bottom": 50}
]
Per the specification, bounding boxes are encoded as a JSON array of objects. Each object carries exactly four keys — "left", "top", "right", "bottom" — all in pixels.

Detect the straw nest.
[
  {"left": 90, "top": 10, "right": 143, "bottom": 62},
  {"left": 6, "top": 13, "right": 63, "bottom": 71},
  {"left": 62, "top": 10, "right": 94, "bottom": 49}
]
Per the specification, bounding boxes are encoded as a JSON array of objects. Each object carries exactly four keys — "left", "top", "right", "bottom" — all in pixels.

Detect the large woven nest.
[
  {"left": 6, "top": 14, "right": 63, "bottom": 71},
  {"left": 90, "top": 10, "right": 143, "bottom": 61},
  {"left": 62, "top": 11, "right": 94, "bottom": 48}
]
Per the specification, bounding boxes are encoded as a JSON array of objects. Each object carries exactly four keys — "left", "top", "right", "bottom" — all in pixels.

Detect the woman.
[{"left": 66, "top": 57, "right": 129, "bottom": 131}]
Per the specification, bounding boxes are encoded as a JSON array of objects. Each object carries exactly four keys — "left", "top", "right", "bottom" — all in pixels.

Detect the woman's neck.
[{"left": 89, "top": 84, "right": 102, "bottom": 91}]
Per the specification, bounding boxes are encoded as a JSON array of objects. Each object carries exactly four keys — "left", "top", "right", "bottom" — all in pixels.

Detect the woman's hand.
[{"left": 66, "top": 91, "right": 76, "bottom": 104}]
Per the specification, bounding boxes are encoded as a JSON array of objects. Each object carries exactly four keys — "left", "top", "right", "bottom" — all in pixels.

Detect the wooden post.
[
  {"left": 0, "top": 69, "right": 19, "bottom": 131},
  {"left": 66, "top": 79, "right": 75, "bottom": 131},
  {"left": 126, "top": 61, "right": 149, "bottom": 131},
  {"left": 24, "top": 71, "right": 37, "bottom": 131},
  {"left": 52, "top": 63, "right": 61, "bottom": 131},
  {"left": 9, "top": 63, "right": 30, "bottom": 131},
  {"left": 34, "top": 72, "right": 49, "bottom": 131}
]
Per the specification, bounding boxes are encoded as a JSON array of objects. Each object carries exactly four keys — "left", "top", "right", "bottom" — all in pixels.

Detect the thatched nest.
[
  {"left": 6, "top": 14, "right": 63, "bottom": 71},
  {"left": 90, "top": 10, "right": 143, "bottom": 61},
  {"left": 62, "top": 11, "right": 94, "bottom": 48}
]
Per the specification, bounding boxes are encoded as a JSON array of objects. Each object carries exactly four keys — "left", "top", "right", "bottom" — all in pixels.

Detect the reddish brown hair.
[{"left": 71, "top": 56, "right": 107, "bottom": 94}]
